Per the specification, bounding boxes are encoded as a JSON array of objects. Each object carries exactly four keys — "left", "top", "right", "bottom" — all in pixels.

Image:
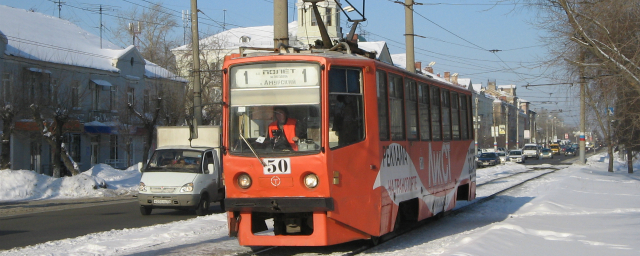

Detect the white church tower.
[{"left": 295, "top": 0, "right": 343, "bottom": 46}]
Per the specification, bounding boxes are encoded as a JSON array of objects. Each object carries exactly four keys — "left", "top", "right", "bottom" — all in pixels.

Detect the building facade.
[{"left": 0, "top": 6, "right": 186, "bottom": 174}]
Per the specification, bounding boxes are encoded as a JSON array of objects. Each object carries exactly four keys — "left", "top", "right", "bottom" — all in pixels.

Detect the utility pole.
[
  {"left": 505, "top": 106, "right": 509, "bottom": 150},
  {"left": 516, "top": 100, "right": 520, "bottom": 149},
  {"left": 182, "top": 10, "right": 190, "bottom": 45},
  {"left": 274, "top": 0, "right": 289, "bottom": 47},
  {"left": 99, "top": 5, "right": 103, "bottom": 48},
  {"left": 474, "top": 96, "right": 479, "bottom": 154},
  {"left": 579, "top": 62, "right": 586, "bottom": 164},
  {"left": 191, "top": 0, "right": 202, "bottom": 125},
  {"left": 56, "top": 0, "right": 65, "bottom": 19},
  {"left": 404, "top": 0, "right": 415, "bottom": 73},
  {"left": 223, "top": 9, "right": 227, "bottom": 31}
]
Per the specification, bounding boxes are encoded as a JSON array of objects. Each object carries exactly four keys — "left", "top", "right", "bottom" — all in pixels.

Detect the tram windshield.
[{"left": 228, "top": 62, "right": 322, "bottom": 155}]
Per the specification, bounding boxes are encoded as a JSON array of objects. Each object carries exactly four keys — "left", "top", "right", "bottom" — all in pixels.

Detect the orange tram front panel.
[{"left": 222, "top": 53, "right": 476, "bottom": 246}]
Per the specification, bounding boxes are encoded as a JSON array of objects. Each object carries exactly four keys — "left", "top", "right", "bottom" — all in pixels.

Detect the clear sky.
[{"left": 1, "top": 0, "right": 579, "bottom": 127}]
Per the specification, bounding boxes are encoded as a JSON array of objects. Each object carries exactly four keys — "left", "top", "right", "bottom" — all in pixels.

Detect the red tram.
[{"left": 222, "top": 47, "right": 476, "bottom": 246}]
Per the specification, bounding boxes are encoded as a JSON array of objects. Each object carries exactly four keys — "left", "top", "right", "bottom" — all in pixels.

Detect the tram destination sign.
[{"left": 231, "top": 63, "right": 320, "bottom": 88}]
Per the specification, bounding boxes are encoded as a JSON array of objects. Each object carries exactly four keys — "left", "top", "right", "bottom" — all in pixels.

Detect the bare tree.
[
  {"left": 518, "top": 0, "right": 640, "bottom": 172},
  {"left": 174, "top": 33, "right": 226, "bottom": 125},
  {"left": 111, "top": 1, "right": 180, "bottom": 73},
  {"left": 0, "top": 105, "right": 16, "bottom": 169}
]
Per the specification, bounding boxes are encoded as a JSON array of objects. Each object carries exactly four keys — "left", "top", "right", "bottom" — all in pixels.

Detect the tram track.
[{"left": 233, "top": 165, "right": 569, "bottom": 256}]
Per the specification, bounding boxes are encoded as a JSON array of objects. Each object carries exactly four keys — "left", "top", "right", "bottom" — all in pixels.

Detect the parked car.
[
  {"left": 522, "top": 144, "right": 540, "bottom": 159},
  {"left": 496, "top": 151, "right": 508, "bottom": 164},
  {"left": 477, "top": 152, "right": 501, "bottom": 167},
  {"left": 540, "top": 148, "right": 554, "bottom": 159},
  {"left": 507, "top": 150, "right": 526, "bottom": 163},
  {"left": 564, "top": 147, "right": 576, "bottom": 156}
]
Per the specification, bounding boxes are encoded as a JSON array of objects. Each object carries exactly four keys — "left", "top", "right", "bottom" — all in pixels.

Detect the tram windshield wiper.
[{"left": 239, "top": 115, "right": 266, "bottom": 167}]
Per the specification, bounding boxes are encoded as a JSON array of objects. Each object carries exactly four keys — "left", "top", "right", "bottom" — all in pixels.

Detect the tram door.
[{"left": 326, "top": 67, "right": 380, "bottom": 236}]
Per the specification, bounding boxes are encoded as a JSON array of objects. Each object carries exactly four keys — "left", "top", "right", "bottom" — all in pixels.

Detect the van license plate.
[{"left": 153, "top": 199, "right": 171, "bottom": 204}]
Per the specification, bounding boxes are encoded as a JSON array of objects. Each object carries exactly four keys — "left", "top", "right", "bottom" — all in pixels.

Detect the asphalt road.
[{"left": 0, "top": 198, "right": 224, "bottom": 250}]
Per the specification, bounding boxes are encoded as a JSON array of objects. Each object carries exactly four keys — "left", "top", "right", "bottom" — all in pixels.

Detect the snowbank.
[{"left": 0, "top": 164, "right": 140, "bottom": 202}]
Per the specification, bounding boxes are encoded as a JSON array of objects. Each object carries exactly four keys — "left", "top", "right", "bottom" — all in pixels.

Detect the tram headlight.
[
  {"left": 304, "top": 173, "right": 319, "bottom": 188},
  {"left": 238, "top": 173, "right": 252, "bottom": 189}
]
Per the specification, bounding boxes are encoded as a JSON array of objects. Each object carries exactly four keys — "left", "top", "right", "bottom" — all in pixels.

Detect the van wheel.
[
  {"left": 195, "top": 195, "right": 210, "bottom": 216},
  {"left": 140, "top": 206, "right": 152, "bottom": 215}
]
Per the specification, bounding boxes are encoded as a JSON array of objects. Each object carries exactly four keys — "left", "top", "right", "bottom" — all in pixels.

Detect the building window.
[
  {"left": 376, "top": 71, "right": 389, "bottom": 141},
  {"left": 127, "top": 88, "right": 134, "bottom": 105},
  {"left": 311, "top": 7, "right": 332, "bottom": 26},
  {"left": 143, "top": 90, "right": 150, "bottom": 113},
  {"left": 418, "top": 83, "right": 430, "bottom": 141},
  {"left": 1, "top": 73, "right": 11, "bottom": 103},
  {"left": 239, "top": 36, "right": 251, "bottom": 43},
  {"left": 451, "top": 92, "right": 460, "bottom": 140},
  {"left": 328, "top": 67, "right": 364, "bottom": 149},
  {"left": 64, "top": 133, "right": 81, "bottom": 162},
  {"left": 460, "top": 94, "right": 469, "bottom": 140},
  {"left": 389, "top": 74, "right": 405, "bottom": 140},
  {"left": 405, "top": 79, "right": 418, "bottom": 140},
  {"left": 110, "top": 135, "right": 118, "bottom": 160},
  {"left": 71, "top": 81, "right": 80, "bottom": 108},
  {"left": 50, "top": 78, "right": 58, "bottom": 104},
  {"left": 431, "top": 86, "right": 441, "bottom": 141},
  {"left": 110, "top": 85, "right": 117, "bottom": 111},
  {"left": 442, "top": 89, "right": 451, "bottom": 141}
]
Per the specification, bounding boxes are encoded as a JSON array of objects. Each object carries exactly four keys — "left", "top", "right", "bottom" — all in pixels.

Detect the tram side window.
[
  {"left": 418, "top": 83, "right": 430, "bottom": 141},
  {"left": 442, "top": 89, "right": 451, "bottom": 141},
  {"left": 389, "top": 74, "right": 405, "bottom": 140},
  {"left": 431, "top": 87, "right": 441, "bottom": 141},
  {"left": 451, "top": 92, "right": 460, "bottom": 140},
  {"left": 405, "top": 79, "right": 418, "bottom": 140},
  {"left": 377, "top": 71, "right": 390, "bottom": 141},
  {"left": 460, "top": 94, "right": 469, "bottom": 140},
  {"left": 329, "top": 67, "right": 364, "bottom": 149}
]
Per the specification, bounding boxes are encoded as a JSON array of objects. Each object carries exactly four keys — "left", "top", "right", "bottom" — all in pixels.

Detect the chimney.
[
  {"left": 424, "top": 67, "right": 433, "bottom": 74},
  {"left": 452, "top": 73, "right": 458, "bottom": 84},
  {"left": 437, "top": 73, "right": 441, "bottom": 77},
  {"left": 351, "top": 33, "right": 358, "bottom": 43},
  {"left": 444, "top": 72, "right": 450, "bottom": 82},
  {"left": 415, "top": 62, "right": 422, "bottom": 71}
]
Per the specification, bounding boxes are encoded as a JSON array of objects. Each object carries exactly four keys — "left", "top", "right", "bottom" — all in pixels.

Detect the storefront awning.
[
  {"left": 91, "top": 79, "right": 112, "bottom": 87},
  {"left": 84, "top": 121, "right": 112, "bottom": 134}
]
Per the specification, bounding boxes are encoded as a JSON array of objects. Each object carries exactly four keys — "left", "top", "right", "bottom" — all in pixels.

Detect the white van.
[
  {"left": 522, "top": 143, "right": 540, "bottom": 159},
  {"left": 138, "top": 126, "right": 223, "bottom": 216}
]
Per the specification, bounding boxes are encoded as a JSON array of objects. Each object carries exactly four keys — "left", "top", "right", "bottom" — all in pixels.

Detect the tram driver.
[{"left": 268, "top": 106, "right": 306, "bottom": 151}]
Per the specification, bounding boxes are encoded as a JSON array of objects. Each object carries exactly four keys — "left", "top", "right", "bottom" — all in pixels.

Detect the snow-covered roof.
[
  {"left": 472, "top": 83, "right": 483, "bottom": 93},
  {"left": 457, "top": 78, "right": 471, "bottom": 87},
  {"left": 391, "top": 53, "right": 450, "bottom": 83},
  {"left": 173, "top": 22, "right": 300, "bottom": 51},
  {"left": 0, "top": 5, "right": 184, "bottom": 82},
  {"left": 0, "top": 5, "right": 126, "bottom": 72}
]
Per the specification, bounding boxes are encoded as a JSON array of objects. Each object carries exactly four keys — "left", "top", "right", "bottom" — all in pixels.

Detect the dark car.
[
  {"left": 564, "top": 147, "right": 576, "bottom": 156},
  {"left": 477, "top": 152, "right": 500, "bottom": 167}
]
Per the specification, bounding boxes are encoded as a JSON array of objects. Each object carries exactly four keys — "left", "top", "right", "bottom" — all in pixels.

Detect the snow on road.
[{"left": 1, "top": 154, "right": 639, "bottom": 255}]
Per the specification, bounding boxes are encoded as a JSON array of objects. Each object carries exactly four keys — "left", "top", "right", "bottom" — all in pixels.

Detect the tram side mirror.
[
  {"left": 207, "top": 163, "right": 214, "bottom": 174},
  {"left": 137, "top": 162, "right": 144, "bottom": 173}
]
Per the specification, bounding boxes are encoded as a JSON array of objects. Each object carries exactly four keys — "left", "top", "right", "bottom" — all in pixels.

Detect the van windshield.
[{"left": 146, "top": 149, "right": 203, "bottom": 173}]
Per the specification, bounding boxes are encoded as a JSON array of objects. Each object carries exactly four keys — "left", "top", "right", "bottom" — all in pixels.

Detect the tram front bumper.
[{"left": 224, "top": 197, "right": 334, "bottom": 213}]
